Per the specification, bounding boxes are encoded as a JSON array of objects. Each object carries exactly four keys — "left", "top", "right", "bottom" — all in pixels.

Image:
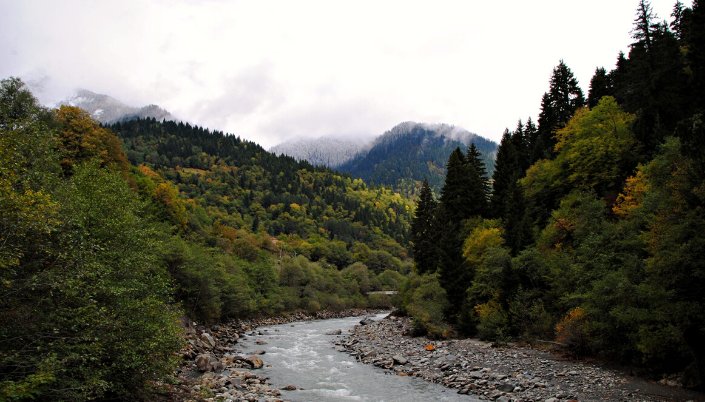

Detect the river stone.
[
  {"left": 195, "top": 354, "right": 211, "bottom": 371},
  {"left": 212, "top": 360, "right": 225, "bottom": 373},
  {"left": 249, "top": 350, "right": 266, "bottom": 355},
  {"left": 245, "top": 356, "right": 264, "bottom": 369},
  {"left": 392, "top": 355, "right": 408, "bottom": 365},
  {"left": 497, "top": 383, "right": 514, "bottom": 392},
  {"left": 281, "top": 385, "right": 296, "bottom": 390},
  {"left": 359, "top": 317, "right": 375, "bottom": 325},
  {"left": 201, "top": 332, "right": 216, "bottom": 348},
  {"left": 326, "top": 329, "right": 342, "bottom": 335}
]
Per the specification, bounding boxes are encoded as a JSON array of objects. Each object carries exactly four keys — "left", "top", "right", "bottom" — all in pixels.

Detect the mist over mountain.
[
  {"left": 269, "top": 135, "right": 374, "bottom": 167},
  {"left": 57, "top": 89, "right": 175, "bottom": 124},
  {"left": 338, "top": 122, "right": 498, "bottom": 198}
]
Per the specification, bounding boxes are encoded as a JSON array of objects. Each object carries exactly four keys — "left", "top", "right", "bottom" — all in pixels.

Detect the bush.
[
  {"left": 556, "top": 307, "right": 590, "bottom": 354},
  {"left": 404, "top": 273, "right": 453, "bottom": 339},
  {"left": 474, "top": 297, "right": 511, "bottom": 342}
]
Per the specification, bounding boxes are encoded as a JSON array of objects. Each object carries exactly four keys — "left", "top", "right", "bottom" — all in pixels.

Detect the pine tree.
[
  {"left": 466, "top": 143, "right": 491, "bottom": 217},
  {"left": 587, "top": 67, "right": 614, "bottom": 108},
  {"left": 632, "top": 0, "right": 657, "bottom": 51},
  {"left": 613, "top": 0, "right": 688, "bottom": 154},
  {"left": 490, "top": 129, "right": 518, "bottom": 219},
  {"left": 532, "top": 61, "right": 585, "bottom": 163},
  {"left": 411, "top": 178, "right": 438, "bottom": 274},
  {"left": 435, "top": 147, "right": 490, "bottom": 320}
]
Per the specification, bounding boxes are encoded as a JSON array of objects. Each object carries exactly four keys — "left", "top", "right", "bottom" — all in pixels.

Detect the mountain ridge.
[
  {"left": 337, "top": 122, "right": 497, "bottom": 198},
  {"left": 57, "top": 89, "right": 176, "bottom": 124}
]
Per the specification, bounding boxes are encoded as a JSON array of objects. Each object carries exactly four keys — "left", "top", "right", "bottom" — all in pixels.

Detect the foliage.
[
  {"left": 555, "top": 307, "right": 591, "bottom": 354},
  {"left": 398, "top": 273, "right": 453, "bottom": 339},
  {"left": 400, "top": 3, "right": 705, "bottom": 383},
  {"left": 0, "top": 79, "right": 184, "bottom": 400},
  {"left": 522, "top": 97, "right": 638, "bottom": 224}
]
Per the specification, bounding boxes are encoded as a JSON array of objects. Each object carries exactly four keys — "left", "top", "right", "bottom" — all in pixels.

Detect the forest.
[
  {"left": 403, "top": 0, "right": 705, "bottom": 389},
  {"left": 0, "top": 82, "right": 413, "bottom": 399}
]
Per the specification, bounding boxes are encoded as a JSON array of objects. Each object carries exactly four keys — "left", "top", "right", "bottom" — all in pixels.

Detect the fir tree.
[
  {"left": 532, "top": 61, "right": 585, "bottom": 162},
  {"left": 587, "top": 67, "right": 614, "bottom": 108},
  {"left": 435, "top": 147, "right": 490, "bottom": 320},
  {"left": 490, "top": 129, "right": 518, "bottom": 219},
  {"left": 411, "top": 178, "right": 438, "bottom": 274}
]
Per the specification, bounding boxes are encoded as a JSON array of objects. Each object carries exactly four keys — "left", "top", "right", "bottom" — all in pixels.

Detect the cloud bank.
[{"left": 0, "top": 0, "right": 689, "bottom": 148}]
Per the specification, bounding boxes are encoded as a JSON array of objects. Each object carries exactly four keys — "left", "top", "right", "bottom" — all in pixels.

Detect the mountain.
[
  {"left": 57, "top": 89, "right": 175, "bottom": 124},
  {"left": 337, "top": 122, "right": 498, "bottom": 198},
  {"left": 269, "top": 135, "right": 372, "bottom": 167}
]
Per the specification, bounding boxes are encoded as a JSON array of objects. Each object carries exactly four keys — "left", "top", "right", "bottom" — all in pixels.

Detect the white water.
[{"left": 237, "top": 313, "right": 479, "bottom": 402}]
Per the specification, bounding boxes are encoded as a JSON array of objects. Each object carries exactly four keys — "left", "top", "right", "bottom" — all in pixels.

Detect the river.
[{"left": 237, "top": 312, "right": 479, "bottom": 402}]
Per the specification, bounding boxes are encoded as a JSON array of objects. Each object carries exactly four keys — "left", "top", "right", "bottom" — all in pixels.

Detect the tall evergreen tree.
[
  {"left": 532, "top": 61, "right": 585, "bottom": 162},
  {"left": 612, "top": 0, "right": 687, "bottom": 155},
  {"left": 491, "top": 122, "right": 534, "bottom": 255},
  {"left": 435, "top": 147, "right": 490, "bottom": 320},
  {"left": 412, "top": 178, "right": 438, "bottom": 274},
  {"left": 466, "top": 143, "right": 491, "bottom": 216},
  {"left": 587, "top": 67, "right": 614, "bottom": 108},
  {"left": 490, "top": 129, "right": 518, "bottom": 219},
  {"left": 682, "top": 0, "right": 705, "bottom": 110}
]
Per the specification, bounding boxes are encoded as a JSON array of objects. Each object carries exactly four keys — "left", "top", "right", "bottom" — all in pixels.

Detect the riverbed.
[{"left": 238, "top": 312, "right": 478, "bottom": 402}]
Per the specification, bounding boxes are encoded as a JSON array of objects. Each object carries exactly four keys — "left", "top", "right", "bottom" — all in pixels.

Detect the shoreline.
[{"left": 338, "top": 315, "right": 704, "bottom": 402}]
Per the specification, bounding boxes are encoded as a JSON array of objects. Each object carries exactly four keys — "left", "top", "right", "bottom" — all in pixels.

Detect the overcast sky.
[{"left": 1, "top": 0, "right": 689, "bottom": 148}]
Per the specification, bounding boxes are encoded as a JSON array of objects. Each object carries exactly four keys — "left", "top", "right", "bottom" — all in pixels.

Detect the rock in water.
[
  {"left": 359, "top": 317, "right": 375, "bottom": 325},
  {"left": 281, "top": 385, "right": 297, "bottom": 390},
  {"left": 326, "top": 329, "right": 342, "bottom": 335}
]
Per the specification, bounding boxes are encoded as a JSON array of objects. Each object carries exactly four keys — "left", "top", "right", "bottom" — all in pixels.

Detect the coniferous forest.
[
  {"left": 1, "top": 0, "right": 705, "bottom": 399},
  {"left": 404, "top": 0, "right": 705, "bottom": 389}
]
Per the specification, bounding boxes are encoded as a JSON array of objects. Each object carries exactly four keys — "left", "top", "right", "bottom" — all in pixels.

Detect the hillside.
[
  {"left": 110, "top": 118, "right": 413, "bottom": 253},
  {"left": 338, "top": 122, "right": 497, "bottom": 198}
]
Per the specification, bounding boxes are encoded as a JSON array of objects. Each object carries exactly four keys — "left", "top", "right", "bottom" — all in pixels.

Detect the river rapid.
[{"left": 238, "top": 312, "right": 478, "bottom": 402}]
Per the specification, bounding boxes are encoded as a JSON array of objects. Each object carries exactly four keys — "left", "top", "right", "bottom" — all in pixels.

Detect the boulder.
[
  {"left": 245, "top": 356, "right": 264, "bottom": 369},
  {"left": 200, "top": 332, "right": 216, "bottom": 348},
  {"left": 359, "top": 317, "right": 375, "bottom": 325},
  {"left": 195, "top": 354, "right": 211, "bottom": 371},
  {"left": 281, "top": 385, "right": 297, "bottom": 390},
  {"left": 325, "top": 329, "right": 342, "bottom": 335}
]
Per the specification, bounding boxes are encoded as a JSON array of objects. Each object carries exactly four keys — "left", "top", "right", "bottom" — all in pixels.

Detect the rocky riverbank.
[
  {"left": 161, "top": 309, "right": 386, "bottom": 402},
  {"left": 338, "top": 315, "right": 703, "bottom": 402}
]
